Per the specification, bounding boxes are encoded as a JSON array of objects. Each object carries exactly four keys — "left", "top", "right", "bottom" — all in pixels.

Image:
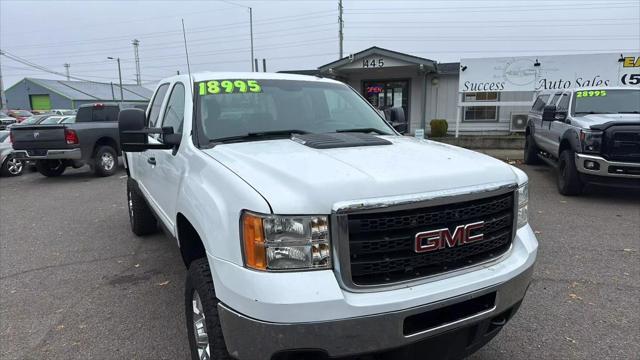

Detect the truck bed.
[{"left": 11, "top": 125, "right": 72, "bottom": 150}]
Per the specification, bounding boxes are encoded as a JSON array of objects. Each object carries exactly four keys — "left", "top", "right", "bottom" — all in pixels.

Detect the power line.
[
  {"left": 14, "top": 21, "right": 336, "bottom": 60},
  {"left": 0, "top": 50, "right": 117, "bottom": 83},
  {"left": 346, "top": 4, "right": 638, "bottom": 14},
  {"left": 346, "top": 1, "right": 637, "bottom": 11},
  {"left": 9, "top": 10, "right": 337, "bottom": 50}
]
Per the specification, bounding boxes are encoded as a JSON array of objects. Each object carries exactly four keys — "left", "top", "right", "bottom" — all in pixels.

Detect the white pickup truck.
[{"left": 118, "top": 73, "right": 538, "bottom": 360}]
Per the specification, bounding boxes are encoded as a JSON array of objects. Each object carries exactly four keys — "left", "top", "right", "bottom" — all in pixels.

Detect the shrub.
[{"left": 430, "top": 119, "right": 448, "bottom": 137}]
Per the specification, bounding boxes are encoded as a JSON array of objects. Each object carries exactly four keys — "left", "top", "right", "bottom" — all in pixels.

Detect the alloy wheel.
[
  {"left": 7, "top": 158, "right": 23, "bottom": 175},
  {"left": 192, "top": 290, "right": 210, "bottom": 360},
  {"left": 101, "top": 153, "right": 115, "bottom": 171}
]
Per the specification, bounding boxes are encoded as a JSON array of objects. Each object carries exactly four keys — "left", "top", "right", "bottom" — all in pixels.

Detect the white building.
[{"left": 283, "top": 47, "right": 638, "bottom": 136}]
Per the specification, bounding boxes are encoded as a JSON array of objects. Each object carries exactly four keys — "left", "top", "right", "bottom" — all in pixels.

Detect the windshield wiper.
[
  {"left": 618, "top": 111, "right": 639, "bottom": 114},
  {"left": 336, "top": 128, "right": 388, "bottom": 135},
  {"left": 208, "top": 130, "right": 308, "bottom": 145}
]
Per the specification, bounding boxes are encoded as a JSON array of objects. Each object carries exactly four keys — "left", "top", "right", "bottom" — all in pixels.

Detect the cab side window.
[
  {"left": 550, "top": 93, "right": 562, "bottom": 106},
  {"left": 148, "top": 83, "right": 170, "bottom": 127},
  {"left": 160, "top": 83, "right": 186, "bottom": 136},
  {"left": 531, "top": 95, "right": 550, "bottom": 113},
  {"left": 557, "top": 94, "right": 570, "bottom": 112}
]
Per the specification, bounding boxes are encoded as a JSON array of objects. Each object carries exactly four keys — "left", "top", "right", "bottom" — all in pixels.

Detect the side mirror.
[
  {"left": 555, "top": 110, "right": 568, "bottom": 122},
  {"left": 163, "top": 133, "right": 182, "bottom": 147},
  {"left": 541, "top": 105, "right": 557, "bottom": 122},
  {"left": 118, "top": 109, "right": 146, "bottom": 152},
  {"left": 118, "top": 108, "right": 174, "bottom": 152},
  {"left": 391, "top": 122, "right": 408, "bottom": 134}
]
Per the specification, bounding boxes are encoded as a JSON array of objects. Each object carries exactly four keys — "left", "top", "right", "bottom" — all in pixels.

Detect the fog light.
[{"left": 584, "top": 160, "right": 600, "bottom": 170}]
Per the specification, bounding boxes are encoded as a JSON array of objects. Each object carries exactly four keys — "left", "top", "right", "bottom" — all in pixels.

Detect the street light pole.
[
  {"left": 249, "top": 7, "right": 254, "bottom": 72},
  {"left": 108, "top": 57, "right": 124, "bottom": 103}
]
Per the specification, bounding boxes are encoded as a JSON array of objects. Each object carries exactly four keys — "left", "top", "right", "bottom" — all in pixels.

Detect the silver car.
[{"left": 0, "top": 131, "right": 24, "bottom": 176}]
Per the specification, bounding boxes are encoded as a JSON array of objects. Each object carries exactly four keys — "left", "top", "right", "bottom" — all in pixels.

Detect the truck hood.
[
  {"left": 572, "top": 113, "right": 640, "bottom": 128},
  {"left": 203, "top": 136, "right": 518, "bottom": 214}
]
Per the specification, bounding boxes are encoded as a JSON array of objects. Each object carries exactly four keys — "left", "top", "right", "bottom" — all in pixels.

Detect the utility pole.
[
  {"left": 132, "top": 39, "right": 141, "bottom": 86},
  {"left": 64, "top": 63, "right": 70, "bottom": 80},
  {"left": 0, "top": 51, "right": 6, "bottom": 109},
  {"left": 107, "top": 57, "right": 124, "bottom": 103},
  {"left": 338, "top": 0, "right": 344, "bottom": 58},
  {"left": 249, "top": 7, "right": 255, "bottom": 72}
]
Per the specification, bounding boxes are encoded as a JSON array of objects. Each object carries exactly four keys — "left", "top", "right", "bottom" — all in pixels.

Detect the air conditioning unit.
[{"left": 510, "top": 113, "right": 528, "bottom": 132}]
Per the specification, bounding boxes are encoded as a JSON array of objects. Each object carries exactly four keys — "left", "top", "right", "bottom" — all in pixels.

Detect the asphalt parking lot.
[{"left": 1, "top": 164, "right": 638, "bottom": 360}]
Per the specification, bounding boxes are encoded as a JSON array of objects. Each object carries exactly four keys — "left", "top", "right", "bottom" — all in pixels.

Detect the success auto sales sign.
[{"left": 458, "top": 53, "right": 640, "bottom": 92}]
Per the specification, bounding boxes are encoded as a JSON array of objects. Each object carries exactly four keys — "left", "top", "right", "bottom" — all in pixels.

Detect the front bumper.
[
  {"left": 575, "top": 153, "right": 640, "bottom": 179},
  {"left": 11, "top": 148, "right": 82, "bottom": 160},
  {"left": 219, "top": 263, "right": 532, "bottom": 360}
]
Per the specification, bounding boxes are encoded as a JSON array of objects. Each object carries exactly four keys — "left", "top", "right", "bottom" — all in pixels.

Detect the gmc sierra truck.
[
  {"left": 524, "top": 87, "right": 640, "bottom": 195},
  {"left": 119, "top": 73, "right": 537, "bottom": 360},
  {"left": 10, "top": 103, "right": 134, "bottom": 177}
]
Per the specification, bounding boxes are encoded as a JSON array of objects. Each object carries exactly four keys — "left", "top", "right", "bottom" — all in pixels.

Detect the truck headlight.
[
  {"left": 579, "top": 129, "right": 603, "bottom": 154},
  {"left": 241, "top": 212, "right": 331, "bottom": 271},
  {"left": 517, "top": 183, "right": 528, "bottom": 228}
]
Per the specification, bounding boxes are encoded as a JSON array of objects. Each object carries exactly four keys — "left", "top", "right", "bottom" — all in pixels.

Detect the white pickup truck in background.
[{"left": 118, "top": 72, "right": 538, "bottom": 360}]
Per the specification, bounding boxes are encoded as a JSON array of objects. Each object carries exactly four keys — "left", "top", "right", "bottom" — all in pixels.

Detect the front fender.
[
  {"left": 174, "top": 147, "right": 271, "bottom": 266},
  {"left": 559, "top": 129, "right": 582, "bottom": 156}
]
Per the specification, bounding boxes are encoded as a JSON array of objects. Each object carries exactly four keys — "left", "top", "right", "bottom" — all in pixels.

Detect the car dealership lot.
[{"left": 0, "top": 165, "right": 638, "bottom": 360}]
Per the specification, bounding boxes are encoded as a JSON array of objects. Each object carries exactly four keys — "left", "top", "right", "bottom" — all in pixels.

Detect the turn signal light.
[
  {"left": 242, "top": 212, "right": 267, "bottom": 270},
  {"left": 65, "top": 129, "right": 79, "bottom": 145}
]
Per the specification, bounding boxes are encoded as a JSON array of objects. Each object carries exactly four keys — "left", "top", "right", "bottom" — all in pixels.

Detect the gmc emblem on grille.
[
  {"left": 33, "top": 132, "right": 40, "bottom": 139},
  {"left": 415, "top": 221, "right": 485, "bottom": 253}
]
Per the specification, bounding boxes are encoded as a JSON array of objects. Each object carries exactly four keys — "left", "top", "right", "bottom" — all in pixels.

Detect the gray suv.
[{"left": 524, "top": 87, "right": 639, "bottom": 195}]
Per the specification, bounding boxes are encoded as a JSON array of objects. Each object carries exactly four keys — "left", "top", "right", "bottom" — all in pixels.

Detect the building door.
[
  {"left": 363, "top": 80, "right": 409, "bottom": 125},
  {"left": 29, "top": 95, "right": 51, "bottom": 110}
]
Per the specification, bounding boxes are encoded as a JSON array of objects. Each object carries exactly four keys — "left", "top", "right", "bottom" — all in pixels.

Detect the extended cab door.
[
  {"left": 530, "top": 94, "right": 550, "bottom": 151},
  {"left": 537, "top": 93, "right": 563, "bottom": 153},
  {"left": 547, "top": 92, "right": 572, "bottom": 157},
  {"left": 142, "top": 81, "right": 187, "bottom": 232},
  {"left": 128, "top": 83, "right": 169, "bottom": 181}
]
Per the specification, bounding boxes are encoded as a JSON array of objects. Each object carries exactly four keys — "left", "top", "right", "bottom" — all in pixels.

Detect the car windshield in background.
[
  {"left": 196, "top": 79, "right": 393, "bottom": 143},
  {"left": 573, "top": 89, "right": 640, "bottom": 115},
  {"left": 21, "top": 116, "right": 42, "bottom": 125},
  {"left": 61, "top": 116, "right": 76, "bottom": 124},
  {"left": 12, "top": 110, "right": 33, "bottom": 117},
  {"left": 40, "top": 116, "right": 63, "bottom": 124},
  {"left": 0, "top": 132, "right": 8, "bottom": 142}
]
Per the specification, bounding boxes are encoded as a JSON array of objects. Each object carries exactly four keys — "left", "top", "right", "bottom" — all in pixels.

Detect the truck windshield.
[
  {"left": 573, "top": 89, "right": 640, "bottom": 115},
  {"left": 195, "top": 79, "right": 394, "bottom": 143}
]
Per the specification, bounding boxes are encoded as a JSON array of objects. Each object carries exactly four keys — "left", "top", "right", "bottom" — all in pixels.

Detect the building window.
[
  {"left": 463, "top": 92, "right": 499, "bottom": 122},
  {"left": 464, "top": 92, "right": 498, "bottom": 102}
]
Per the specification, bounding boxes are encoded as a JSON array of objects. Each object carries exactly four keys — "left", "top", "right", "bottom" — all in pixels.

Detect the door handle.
[{"left": 147, "top": 157, "right": 156, "bottom": 165}]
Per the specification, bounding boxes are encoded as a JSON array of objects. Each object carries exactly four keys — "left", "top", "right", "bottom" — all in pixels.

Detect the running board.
[{"left": 537, "top": 152, "right": 558, "bottom": 168}]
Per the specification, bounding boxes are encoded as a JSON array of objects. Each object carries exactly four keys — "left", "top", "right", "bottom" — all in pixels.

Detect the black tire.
[
  {"left": 36, "top": 160, "right": 66, "bottom": 177},
  {"left": 1, "top": 156, "right": 24, "bottom": 177},
  {"left": 185, "top": 258, "right": 232, "bottom": 360},
  {"left": 523, "top": 133, "right": 542, "bottom": 165},
  {"left": 557, "top": 149, "right": 583, "bottom": 196},
  {"left": 94, "top": 145, "right": 117, "bottom": 177},
  {"left": 127, "top": 179, "right": 157, "bottom": 236}
]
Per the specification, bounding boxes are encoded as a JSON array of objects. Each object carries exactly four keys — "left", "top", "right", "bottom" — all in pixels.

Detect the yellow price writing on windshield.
[
  {"left": 198, "top": 80, "right": 262, "bottom": 95},
  {"left": 576, "top": 90, "right": 607, "bottom": 98}
]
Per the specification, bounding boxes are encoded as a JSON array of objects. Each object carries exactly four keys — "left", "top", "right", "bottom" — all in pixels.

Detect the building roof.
[
  {"left": 23, "top": 78, "right": 153, "bottom": 102},
  {"left": 318, "top": 46, "right": 437, "bottom": 72},
  {"left": 436, "top": 62, "right": 461, "bottom": 75}
]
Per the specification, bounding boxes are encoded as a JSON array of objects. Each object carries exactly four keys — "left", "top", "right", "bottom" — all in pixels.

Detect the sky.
[{"left": 1, "top": 0, "right": 639, "bottom": 89}]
